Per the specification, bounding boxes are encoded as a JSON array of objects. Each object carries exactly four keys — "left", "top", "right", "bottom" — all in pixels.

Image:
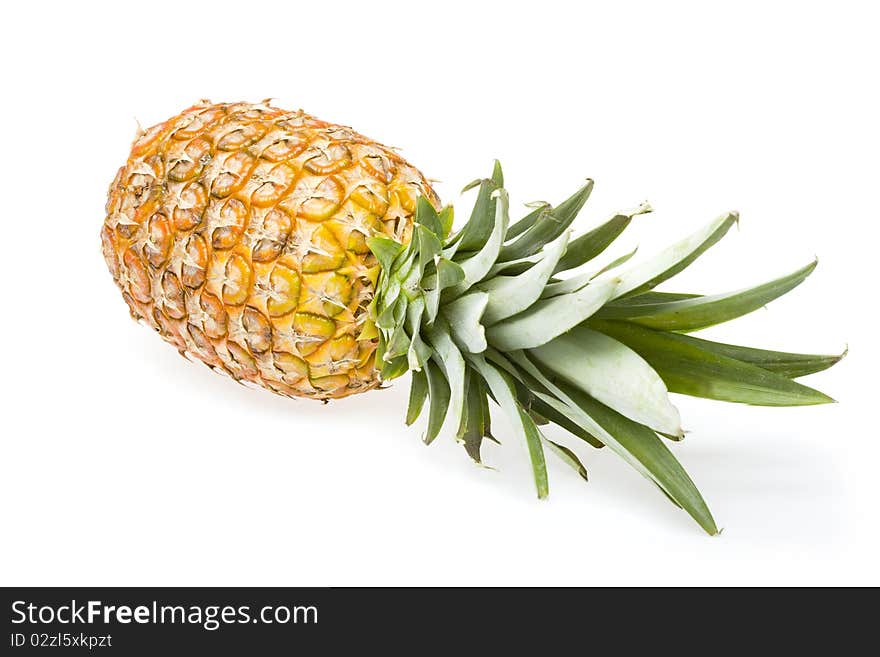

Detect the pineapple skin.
[{"left": 102, "top": 101, "right": 438, "bottom": 399}]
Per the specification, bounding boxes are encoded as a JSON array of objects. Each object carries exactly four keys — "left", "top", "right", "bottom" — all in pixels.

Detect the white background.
[{"left": 1, "top": 0, "right": 877, "bottom": 586}]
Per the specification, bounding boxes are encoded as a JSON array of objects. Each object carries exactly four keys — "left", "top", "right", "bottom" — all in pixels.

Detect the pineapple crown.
[{"left": 365, "top": 161, "right": 842, "bottom": 535}]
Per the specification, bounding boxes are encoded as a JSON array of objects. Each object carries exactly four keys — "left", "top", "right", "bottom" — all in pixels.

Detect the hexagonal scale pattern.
[{"left": 102, "top": 101, "right": 438, "bottom": 399}]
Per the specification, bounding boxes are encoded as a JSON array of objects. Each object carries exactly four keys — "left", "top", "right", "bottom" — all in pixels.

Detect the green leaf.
[
  {"left": 367, "top": 236, "right": 403, "bottom": 273},
  {"left": 597, "top": 260, "right": 818, "bottom": 331},
  {"left": 415, "top": 224, "right": 443, "bottom": 274},
  {"left": 491, "top": 159, "right": 504, "bottom": 188},
  {"left": 407, "top": 333, "right": 432, "bottom": 372},
  {"left": 506, "top": 354, "right": 606, "bottom": 450},
  {"left": 378, "top": 276, "right": 402, "bottom": 320},
  {"left": 486, "top": 252, "right": 542, "bottom": 277},
  {"left": 392, "top": 242, "right": 418, "bottom": 279},
  {"left": 425, "top": 286, "right": 440, "bottom": 327},
  {"left": 486, "top": 348, "right": 601, "bottom": 447},
  {"left": 381, "top": 354, "right": 408, "bottom": 380},
  {"left": 383, "top": 323, "right": 410, "bottom": 359},
  {"left": 415, "top": 196, "right": 443, "bottom": 237},
  {"left": 479, "top": 232, "right": 570, "bottom": 326},
  {"left": 589, "top": 246, "right": 640, "bottom": 279},
  {"left": 458, "top": 369, "right": 486, "bottom": 463},
  {"left": 460, "top": 178, "right": 482, "bottom": 193},
  {"left": 406, "top": 369, "right": 429, "bottom": 425},
  {"left": 506, "top": 202, "right": 550, "bottom": 241},
  {"left": 489, "top": 349, "right": 604, "bottom": 449},
  {"left": 551, "top": 180, "right": 596, "bottom": 228},
  {"left": 671, "top": 334, "right": 846, "bottom": 379},
  {"left": 509, "top": 352, "right": 717, "bottom": 534},
  {"left": 436, "top": 257, "right": 466, "bottom": 288},
  {"left": 544, "top": 439, "right": 589, "bottom": 482},
  {"left": 446, "top": 189, "right": 509, "bottom": 298},
  {"left": 425, "top": 319, "right": 467, "bottom": 443},
  {"left": 452, "top": 177, "right": 499, "bottom": 253},
  {"left": 400, "top": 263, "right": 424, "bottom": 302},
  {"left": 540, "top": 272, "right": 593, "bottom": 299},
  {"left": 557, "top": 381, "right": 718, "bottom": 535},
  {"left": 423, "top": 360, "right": 451, "bottom": 444},
  {"left": 610, "top": 291, "right": 701, "bottom": 305},
  {"left": 479, "top": 378, "right": 494, "bottom": 441},
  {"left": 592, "top": 320, "right": 836, "bottom": 406},
  {"left": 393, "top": 293, "right": 408, "bottom": 326},
  {"left": 529, "top": 409, "right": 550, "bottom": 425},
  {"left": 406, "top": 295, "right": 425, "bottom": 334},
  {"left": 442, "top": 291, "right": 489, "bottom": 353},
  {"left": 530, "top": 325, "right": 683, "bottom": 437},
  {"left": 500, "top": 180, "right": 593, "bottom": 261},
  {"left": 523, "top": 393, "right": 605, "bottom": 448},
  {"left": 554, "top": 202, "right": 651, "bottom": 273},
  {"left": 540, "top": 246, "right": 639, "bottom": 299},
  {"left": 485, "top": 278, "right": 618, "bottom": 350},
  {"left": 406, "top": 296, "right": 431, "bottom": 370},
  {"left": 424, "top": 258, "right": 465, "bottom": 324},
  {"left": 518, "top": 406, "right": 551, "bottom": 499},
  {"left": 457, "top": 368, "right": 473, "bottom": 438},
  {"left": 610, "top": 211, "right": 739, "bottom": 299},
  {"left": 439, "top": 205, "right": 454, "bottom": 239},
  {"left": 469, "top": 355, "right": 549, "bottom": 498}
]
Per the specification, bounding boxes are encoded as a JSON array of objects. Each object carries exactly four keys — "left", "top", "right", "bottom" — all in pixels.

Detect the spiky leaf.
[
  {"left": 592, "top": 320, "right": 835, "bottom": 406},
  {"left": 499, "top": 180, "right": 593, "bottom": 261},
  {"left": 406, "top": 369, "right": 429, "bottom": 426},
  {"left": 446, "top": 190, "right": 510, "bottom": 298},
  {"left": 554, "top": 203, "right": 651, "bottom": 273},
  {"left": 479, "top": 232, "right": 569, "bottom": 325},
  {"left": 597, "top": 260, "right": 818, "bottom": 331},
  {"left": 544, "top": 439, "right": 589, "bottom": 482},
  {"left": 610, "top": 212, "right": 739, "bottom": 299},
  {"left": 509, "top": 351, "right": 717, "bottom": 534},
  {"left": 530, "top": 325, "right": 683, "bottom": 437},
  {"left": 674, "top": 335, "right": 846, "bottom": 379},
  {"left": 469, "top": 355, "right": 549, "bottom": 498},
  {"left": 442, "top": 291, "right": 489, "bottom": 353},
  {"left": 485, "top": 278, "right": 618, "bottom": 350},
  {"left": 423, "top": 360, "right": 451, "bottom": 444}
]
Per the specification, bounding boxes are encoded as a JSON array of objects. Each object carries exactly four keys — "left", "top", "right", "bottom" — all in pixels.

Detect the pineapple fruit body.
[{"left": 102, "top": 101, "right": 438, "bottom": 399}]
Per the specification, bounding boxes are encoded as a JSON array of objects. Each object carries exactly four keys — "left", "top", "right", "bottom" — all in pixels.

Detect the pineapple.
[
  {"left": 102, "top": 101, "right": 437, "bottom": 399},
  {"left": 103, "top": 101, "right": 842, "bottom": 533}
]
